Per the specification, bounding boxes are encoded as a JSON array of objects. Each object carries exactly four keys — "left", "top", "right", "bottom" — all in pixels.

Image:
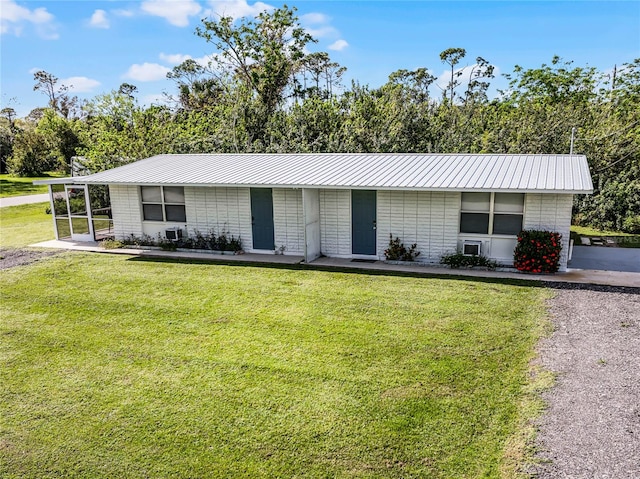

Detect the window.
[
  {"left": 460, "top": 192, "right": 523, "bottom": 235},
  {"left": 141, "top": 186, "right": 186, "bottom": 222}
]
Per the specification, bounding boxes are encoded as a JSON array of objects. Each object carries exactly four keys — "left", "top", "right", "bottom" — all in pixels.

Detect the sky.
[{"left": 1, "top": 0, "right": 639, "bottom": 117}]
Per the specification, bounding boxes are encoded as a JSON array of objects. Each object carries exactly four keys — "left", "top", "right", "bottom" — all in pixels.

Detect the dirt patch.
[
  {"left": 0, "top": 248, "right": 61, "bottom": 270},
  {"left": 532, "top": 286, "right": 640, "bottom": 477}
]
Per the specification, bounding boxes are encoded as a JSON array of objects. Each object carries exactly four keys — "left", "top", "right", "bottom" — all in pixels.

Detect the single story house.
[{"left": 36, "top": 153, "right": 593, "bottom": 271}]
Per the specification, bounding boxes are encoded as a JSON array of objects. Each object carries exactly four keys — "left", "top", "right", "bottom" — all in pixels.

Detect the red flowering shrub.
[{"left": 513, "top": 230, "right": 562, "bottom": 273}]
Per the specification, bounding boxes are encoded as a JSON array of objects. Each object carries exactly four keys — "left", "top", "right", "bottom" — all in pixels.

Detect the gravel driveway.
[{"left": 533, "top": 285, "right": 640, "bottom": 478}]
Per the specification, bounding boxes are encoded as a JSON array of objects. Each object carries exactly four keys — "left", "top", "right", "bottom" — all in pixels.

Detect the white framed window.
[
  {"left": 460, "top": 192, "right": 524, "bottom": 235},
  {"left": 141, "top": 186, "right": 186, "bottom": 222}
]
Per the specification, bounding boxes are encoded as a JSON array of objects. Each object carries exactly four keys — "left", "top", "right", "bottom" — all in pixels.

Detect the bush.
[
  {"left": 120, "top": 230, "right": 243, "bottom": 253},
  {"left": 100, "top": 238, "right": 123, "bottom": 249},
  {"left": 622, "top": 215, "right": 640, "bottom": 234},
  {"left": 513, "top": 230, "right": 562, "bottom": 273},
  {"left": 384, "top": 234, "right": 420, "bottom": 261},
  {"left": 440, "top": 252, "right": 497, "bottom": 270}
]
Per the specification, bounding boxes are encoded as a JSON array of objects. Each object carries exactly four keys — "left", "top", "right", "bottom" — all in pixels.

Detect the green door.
[
  {"left": 352, "top": 190, "right": 376, "bottom": 255},
  {"left": 251, "top": 188, "right": 275, "bottom": 250}
]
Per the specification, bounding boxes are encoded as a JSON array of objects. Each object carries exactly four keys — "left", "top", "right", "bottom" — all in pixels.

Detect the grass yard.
[
  {"left": 570, "top": 225, "right": 640, "bottom": 248},
  {"left": 570, "top": 225, "right": 633, "bottom": 237},
  {"left": 0, "top": 202, "right": 54, "bottom": 248},
  {"left": 0, "top": 253, "right": 550, "bottom": 478},
  {"left": 0, "top": 181, "right": 55, "bottom": 250},
  {"left": 0, "top": 172, "right": 63, "bottom": 198}
]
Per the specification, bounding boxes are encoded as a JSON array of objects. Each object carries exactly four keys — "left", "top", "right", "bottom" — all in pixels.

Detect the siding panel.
[
  {"left": 110, "top": 185, "right": 143, "bottom": 239},
  {"left": 320, "top": 189, "right": 351, "bottom": 256},
  {"left": 377, "top": 191, "right": 459, "bottom": 262},
  {"left": 185, "top": 186, "right": 252, "bottom": 250},
  {"left": 273, "top": 188, "right": 304, "bottom": 254},
  {"left": 523, "top": 193, "right": 573, "bottom": 270}
]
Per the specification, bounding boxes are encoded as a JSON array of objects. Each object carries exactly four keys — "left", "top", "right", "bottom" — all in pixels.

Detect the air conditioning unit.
[
  {"left": 462, "top": 240, "right": 482, "bottom": 256},
  {"left": 165, "top": 227, "right": 183, "bottom": 241}
]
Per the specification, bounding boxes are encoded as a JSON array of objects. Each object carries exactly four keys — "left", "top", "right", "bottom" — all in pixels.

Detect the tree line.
[{"left": 1, "top": 6, "right": 638, "bottom": 233}]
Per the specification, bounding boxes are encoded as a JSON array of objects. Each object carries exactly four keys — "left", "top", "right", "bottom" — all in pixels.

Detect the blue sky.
[{"left": 1, "top": 0, "right": 639, "bottom": 117}]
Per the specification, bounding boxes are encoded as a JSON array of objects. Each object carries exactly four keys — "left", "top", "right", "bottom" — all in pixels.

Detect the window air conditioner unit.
[
  {"left": 463, "top": 240, "right": 482, "bottom": 256},
  {"left": 165, "top": 227, "right": 183, "bottom": 241}
]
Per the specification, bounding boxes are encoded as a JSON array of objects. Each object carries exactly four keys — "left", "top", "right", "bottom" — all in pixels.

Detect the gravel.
[
  {"left": 533, "top": 285, "right": 640, "bottom": 478},
  {"left": 0, "top": 248, "right": 60, "bottom": 269}
]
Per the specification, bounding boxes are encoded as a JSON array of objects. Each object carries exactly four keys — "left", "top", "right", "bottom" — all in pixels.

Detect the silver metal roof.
[{"left": 36, "top": 153, "right": 593, "bottom": 193}]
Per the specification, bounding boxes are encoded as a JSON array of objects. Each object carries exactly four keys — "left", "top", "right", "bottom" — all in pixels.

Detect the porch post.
[
  {"left": 48, "top": 184, "right": 59, "bottom": 240},
  {"left": 83, "top": 184, "right": 95, "bottom": 240},
  {"left": 302, "top": 188, "right": 321, "bottom": 262}
]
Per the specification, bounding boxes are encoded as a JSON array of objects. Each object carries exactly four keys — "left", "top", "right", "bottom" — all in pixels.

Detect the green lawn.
[
  {"left": 0, "top": 202, "right": 54, "bottom": 248},
  {"left": 0, "top": 253, "right": 550, "bottom": 478},
  {"left": 0, "top": 172, "right": 64, "bottom": 198},
  {"left": 570, "top": 225, "right": 633, "bottom": 237},
  {"left": 570, "top": 225, "right": 640, "bottom": 248}
]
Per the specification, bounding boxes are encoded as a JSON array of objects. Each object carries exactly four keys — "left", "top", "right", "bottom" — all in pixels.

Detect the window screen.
[
  {"left": 141, "top": 186, "right": 162, "bottom": 203},
  {"left": 493, "top": 214, "right": 523, "bottom": 235},
  {"left": 461, "top": 192, "right": 491, "bottom": 211},
  {"left": 460, "top": 213, "right": 490, "bottom": 234},
  {"left": 142, "top": 204, "right": 164, "bottom": 221},
  {"left": 494, "top": 193, "right": 524, "bottom": 213},
  {"left": 164, "top": 186, "right": 185, "bottom": 204},
  {"left": 165, "top": 204, "right": 186, "bottom": 222},
  {"left": 141, "top": 186, "right": 186, "bottom": 222},
  {"left": 460, "top": 192, "right": 524, "bottom": 236}
]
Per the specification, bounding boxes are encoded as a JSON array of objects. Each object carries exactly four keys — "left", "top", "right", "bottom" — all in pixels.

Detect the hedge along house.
[{"left": 36, "top": 153, "right": 593, "bottom": 271}]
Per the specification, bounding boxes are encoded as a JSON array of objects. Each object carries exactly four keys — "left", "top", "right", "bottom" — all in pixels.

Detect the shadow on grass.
[{"left": 125, "top": 255, "right": 640, "bottom": 295}]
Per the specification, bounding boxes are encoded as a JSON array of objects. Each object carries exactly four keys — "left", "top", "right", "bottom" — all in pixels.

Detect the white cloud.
[
  {"left": 1, "top": 0, "right": 57, "bottom": 38},
  {"left": 435, "top": 63, "right": 499, "bottom": 94},
  {"left": 89, "top": 9, "right": 109, "bottom": 29},
  {"left": 114, "top": 9, "right": 135, "bottom": 18},
  {"left": 124, "top": 63, "right": 171, "bottom": 82},
  {"left": 159, "top": 53, "right": 192, "bottom": 65},
  {"left": 301, "top": 12, "right": 329, "bottom": 25},
  {"left": 60, "top": 76, "right": 101, "bottom": 92},
  {"left": 207, "top": 0, "right": 273, "bottom": 20},
  {"left": 141, "top": 0, "right": 202, "bottom": 27},
  {"left": 328, "top": 39, "right": 348, "bottom": 51},
  {"left": 143, "top": 93, "right": 169, "bottom": 105},
  {"left": 300, "top": 11, "right": 337, "bottom": 39},
  {"left": 159, "top": 52, "right": 214, "bottom": 67}
]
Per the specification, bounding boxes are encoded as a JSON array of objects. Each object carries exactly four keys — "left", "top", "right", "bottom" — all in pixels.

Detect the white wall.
[
  {"left": 185, "top": 186, "right": 252, "bottom": 249},
  {"left": 109, "top": 185, "right": 143, "bottom": 239},
  {"left": 273, "top": 188, "right": 304, "bottom": 254},
  {"left": 319, "top": 189, "right": 352, "bottom": 256},
  {"left": 524, "top": 193, "right": 573, "bottom": 270},
  {"left": 377, "top": 190, "right": 460, "bottom": 262}
]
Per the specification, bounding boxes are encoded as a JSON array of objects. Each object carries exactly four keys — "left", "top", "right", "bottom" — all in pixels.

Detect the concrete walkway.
[
  {"left": 0, "top": 193, "right": 50, "bottom": 207},
  {"left": 30, "top": 239, "right": 640, "bottom": 288}
]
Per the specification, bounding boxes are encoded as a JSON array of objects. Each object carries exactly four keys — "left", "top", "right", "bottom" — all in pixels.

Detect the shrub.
[
  {"left": 100, "top": 238, "right": 123, "bottom": 249},
  {"left": 513, "top": 230, "right": 562, "bottom": 273},
  {"left": 440, "top": 252, "right": 497, "bottom": 270},
  {"left": 622, "top": 215, "right": 640, "bottom": 234},
  {"left": 120, "top": 231, "right": 243, "bottom": 253},
  {"left": 384, "top": 234, "right": 420, "bottom": 261}
]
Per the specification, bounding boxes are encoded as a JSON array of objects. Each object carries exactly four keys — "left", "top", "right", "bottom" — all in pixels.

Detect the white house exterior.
[{"left": 36, "top": 153, "right": 593, "bottom": 271}]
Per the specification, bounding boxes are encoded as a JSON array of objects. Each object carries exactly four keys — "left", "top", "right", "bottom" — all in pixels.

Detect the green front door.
[
  {"left": 352, "top": 190, "right": 376, "bottom": 255},
  {"left": 251, "top": 188, "right": 275, "bottom": 250}
]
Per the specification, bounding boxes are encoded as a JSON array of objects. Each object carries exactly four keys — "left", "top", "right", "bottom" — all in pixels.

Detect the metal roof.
[{"left": 36, "top": 153, "right": 593, "bottom": 193}]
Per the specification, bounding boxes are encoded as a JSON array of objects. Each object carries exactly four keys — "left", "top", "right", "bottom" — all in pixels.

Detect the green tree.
[
  {"left": 195, "top": 5, "right": 317, "bottom": 146},
  {"left": 439, "top": 47, "right": 466, "bottom": 103},
  {"left": 32, "top": 70, "right": 80, "bottom": 119}
]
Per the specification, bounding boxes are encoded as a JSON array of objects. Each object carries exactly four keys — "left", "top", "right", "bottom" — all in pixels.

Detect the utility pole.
[{"left": 570, "top": 127, "right": 576, "bottom": 154}]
